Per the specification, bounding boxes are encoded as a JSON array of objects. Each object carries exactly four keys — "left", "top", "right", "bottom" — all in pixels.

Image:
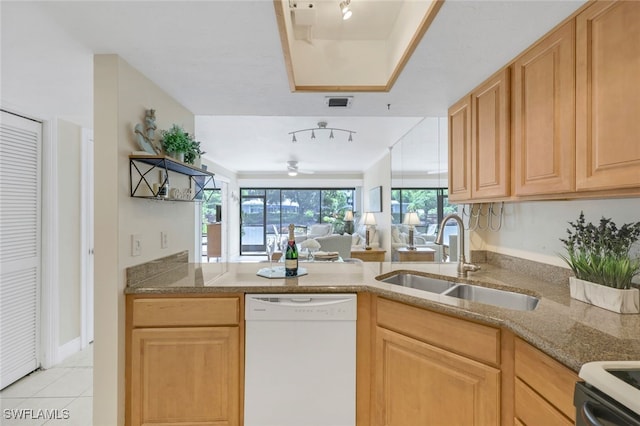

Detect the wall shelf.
[{"left": 129, "top": 154, "right": 216, "bottom": 202}]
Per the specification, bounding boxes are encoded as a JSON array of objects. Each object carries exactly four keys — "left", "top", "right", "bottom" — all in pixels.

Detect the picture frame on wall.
[{"left": 369, "top": 186, "right": 382, "bottom": 212}]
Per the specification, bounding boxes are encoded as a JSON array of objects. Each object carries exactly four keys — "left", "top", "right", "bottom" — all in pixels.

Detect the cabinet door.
[
  {"left": 576, "top": 1, "right": 640, "bottom": 190},
  {"left": 513, "top": 21, "right": 575, "bottom": 196},
  {"left": 374, "top": 327, "right": 500, "bottom": 426},
  {"left": 130, "top": 327, "right": 239, "bottom": 426},
  {"left": 471, "top": 68, "right": 511, "bottom": 199},
  {"left": 448, "top": 95, "right": 472, "bottom": 202}
]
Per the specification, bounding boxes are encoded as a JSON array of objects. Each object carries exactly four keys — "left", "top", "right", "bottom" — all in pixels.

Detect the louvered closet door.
[{"left": 0, "top": 110, "right": 42, "bottom": 389}]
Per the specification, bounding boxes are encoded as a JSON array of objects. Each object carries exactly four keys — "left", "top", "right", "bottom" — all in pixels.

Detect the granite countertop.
[{"left": 125, "top": 260, "right": 640, "bottom": 372}]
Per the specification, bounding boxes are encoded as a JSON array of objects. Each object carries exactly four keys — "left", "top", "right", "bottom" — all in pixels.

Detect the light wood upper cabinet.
[
  {"left": 576, "top": 0, "right": 640, "bottom": 191},
  {"left": 448, "top": 68, "right": 510, "bottom": 202},
  {"left": 471, "top": 68, "right": 511, "bottom": 200},
  {"left": 448, "top": 96, "right": 472, "bottom": 202},
  {"left": 513, "top": 20, "right": 576, "bottom": 196}
]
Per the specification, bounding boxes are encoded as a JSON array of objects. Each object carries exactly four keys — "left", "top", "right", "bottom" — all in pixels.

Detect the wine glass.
[{"left": 266, "top": 238, "right": 276, "bottom": 274}]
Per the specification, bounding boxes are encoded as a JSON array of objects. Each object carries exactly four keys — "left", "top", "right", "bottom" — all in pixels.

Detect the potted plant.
[
  {"left": 160, "top": 124, "right": 192, "bottom": 162},
  {"left": 559, "top": 212, "right": 640, "bottom": 313},
  {"left": 184, "top": 139, "right": 205, "bottom": 166}
]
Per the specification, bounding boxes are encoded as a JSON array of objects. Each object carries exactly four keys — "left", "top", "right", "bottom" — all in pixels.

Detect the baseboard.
[{"left": 57, "top": 336, "right": 82, "bottom": 365}]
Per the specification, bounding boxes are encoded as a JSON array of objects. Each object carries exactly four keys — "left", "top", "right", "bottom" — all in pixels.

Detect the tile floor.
[{"left": 0, "top": 344, "right": 93, "bottom": 426}]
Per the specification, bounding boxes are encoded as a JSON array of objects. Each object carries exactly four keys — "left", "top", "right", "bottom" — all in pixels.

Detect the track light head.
[{"left": 340, "top": 1, "right": 352, "bottom": 20}]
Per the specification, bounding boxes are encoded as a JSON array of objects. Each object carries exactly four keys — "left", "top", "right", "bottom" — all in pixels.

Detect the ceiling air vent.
[{"left": 325, "top": 96, "right": 353, "bottom": 108}]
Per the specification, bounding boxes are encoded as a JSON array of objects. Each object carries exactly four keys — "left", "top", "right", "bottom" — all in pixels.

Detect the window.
[
  {"left": 240, "top": 188, "right": 354, "bottom": 254},
  {"left": 391, "top": 188, "right": 454, "bottom": 234}
]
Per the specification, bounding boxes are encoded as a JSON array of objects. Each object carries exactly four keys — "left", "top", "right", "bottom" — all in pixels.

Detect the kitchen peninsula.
[{"left": 125, "top": 254, "right": 640, "bottom": 425}]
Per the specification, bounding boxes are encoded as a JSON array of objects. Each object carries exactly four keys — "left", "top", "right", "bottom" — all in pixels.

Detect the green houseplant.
[
  {"left": 184, "top": 139, "right": 205, "bottom": 166},
  {"left": 160, "top": 124, "right": 192, "bottom": 162},
  {"left": 559, "top": 212, "right": 640, "bottom": 313}
]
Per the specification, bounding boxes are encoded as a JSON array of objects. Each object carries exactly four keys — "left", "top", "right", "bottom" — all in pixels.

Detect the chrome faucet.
[{"left": 435, "top": 213, "right": 480, "bottom": 278}]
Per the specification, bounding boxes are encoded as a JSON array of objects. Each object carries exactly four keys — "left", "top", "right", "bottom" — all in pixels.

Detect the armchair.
[
  {"left": 315, "top": 235, "right": 352, "bottom": 260},
  {"left": 307, "top": 223, "right": 333, "bottom": 239}
]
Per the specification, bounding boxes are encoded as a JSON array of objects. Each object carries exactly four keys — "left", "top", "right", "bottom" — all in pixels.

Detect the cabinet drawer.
[
  {"left": 515, "top": 378, "right": 573, "bottom": 426},
  {"left": 515, "top": 338, "right": 578, "bottom": 420},
  {"left": 132, "top": 297, "right": 239, "bottom": 327},
  {"left": 376, "top": 297, "right": 500, "bottom": 366}
]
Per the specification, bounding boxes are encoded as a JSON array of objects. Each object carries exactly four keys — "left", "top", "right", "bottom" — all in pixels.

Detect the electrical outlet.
[
  {"left": 131, "top": 234, "right": 142, "bottom": 256},
  {"left": 161, "top": 231, "right": 168, "bottom": 249}
]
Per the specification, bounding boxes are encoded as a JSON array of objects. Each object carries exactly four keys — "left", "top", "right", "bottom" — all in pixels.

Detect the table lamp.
[
  {"left": 343, "top": 210, "right": 354, "bottom": 235},
  {"left": 403, "top": 212, "right": 421, "bottom": 250},
  {"left": 362, "top": 212, "right": 377, "bottom": 250}
]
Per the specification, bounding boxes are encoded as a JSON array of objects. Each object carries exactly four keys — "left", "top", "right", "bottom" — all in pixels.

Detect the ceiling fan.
[{"left": 287, "top": 160, "right": 314, "bottom": 176}]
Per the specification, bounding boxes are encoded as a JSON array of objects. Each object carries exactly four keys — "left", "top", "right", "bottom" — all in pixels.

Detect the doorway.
[
  {"left": 240, "top": 194, "right": 266, "bottom": 254},
  {"left": 81, "top": 128, "right": 94, "bottom": 347}
]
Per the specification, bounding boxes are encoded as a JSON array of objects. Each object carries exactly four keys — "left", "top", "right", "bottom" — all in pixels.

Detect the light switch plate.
[{"left": 131, "top": 234, "right": 142, "bottom": 256}]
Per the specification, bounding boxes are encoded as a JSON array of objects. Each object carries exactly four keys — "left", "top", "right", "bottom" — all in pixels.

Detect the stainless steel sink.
[
  {"left": 377, "top": 272, "right": 539, "bottom": 311},
  {"left": 379, "top": 273, "right": 457, "bottom": 293},
  {"left": 441, "top": 284, "right": 539, "bottom": 311}
]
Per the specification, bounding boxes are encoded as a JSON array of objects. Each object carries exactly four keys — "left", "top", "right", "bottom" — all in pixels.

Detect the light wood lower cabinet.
[
  {"left": 514, "top": 337, "right": 579, "bottom": 425},
  {"left": 126, "top": 295, "right": 242, "bottom": 426},
  {"left": 125, "top": 293, "right": 582, "bottom": 426},
  {"left": 374, "top": 326, "right": 500, "bottom": 425},
  {"left": 371, "top": 297, "right": 501, "bottom": 426}
]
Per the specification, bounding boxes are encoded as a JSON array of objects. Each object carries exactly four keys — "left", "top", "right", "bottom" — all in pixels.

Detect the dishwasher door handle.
[{"left": 249, "top": 296, "right": 354, "bottom": 308}]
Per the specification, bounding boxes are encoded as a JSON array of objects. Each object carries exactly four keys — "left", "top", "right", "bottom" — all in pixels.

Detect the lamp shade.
[
  {"left": 403, "top": 212, "right": 421, "bottom": 226},
  {"left": 362, "top": 212, "right": 377, "bottom": 226},
  {"left": 344, "top": 210, "right": 354, "bottom": 221}
]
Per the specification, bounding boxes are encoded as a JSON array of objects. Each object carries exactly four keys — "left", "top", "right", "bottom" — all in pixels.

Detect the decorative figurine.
[{"left": 134, "top": 109, "right": 160, "bottom": 154}]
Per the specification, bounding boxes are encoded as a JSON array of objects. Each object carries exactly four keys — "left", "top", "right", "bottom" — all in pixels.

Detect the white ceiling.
[{"left": 1, "top": 0, "right": 586, "bottom": 176}]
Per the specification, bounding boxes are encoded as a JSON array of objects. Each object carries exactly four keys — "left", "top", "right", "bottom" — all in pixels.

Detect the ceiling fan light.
[
  {"left": 342, "top": 8, "right": 352, "bottom": 20},
  {"left": 288, "top": 170, "right": 298, "bottom": 177}
]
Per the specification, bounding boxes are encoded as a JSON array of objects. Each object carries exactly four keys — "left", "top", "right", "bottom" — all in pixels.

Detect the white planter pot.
[{"left": 569, "top": 277, "right": 640, "bottom": 314}]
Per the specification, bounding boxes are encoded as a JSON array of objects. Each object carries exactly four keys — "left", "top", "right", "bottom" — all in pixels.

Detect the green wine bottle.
[{"left": 285, "top": 224, "right": 298, "bottom": 277}]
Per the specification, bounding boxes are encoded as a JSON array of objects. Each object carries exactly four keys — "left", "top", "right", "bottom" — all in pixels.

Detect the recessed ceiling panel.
[{"left": 275, "top": 0, "right": 443, "bottom": 91}]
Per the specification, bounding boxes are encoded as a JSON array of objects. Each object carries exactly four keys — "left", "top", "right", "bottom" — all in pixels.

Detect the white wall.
[
  {"left": 473, "top": 198, "right": 640, "bottom": 277},
  {"left": 93, "top": 54, "right": 196, "bottom": 426},
  {"left": 200, "top": 159, "right": 238, "bottom": 260},
  {"left": 56, "top": 119, "right": 82, "bottom": 346},
  {"left": 363, "top": 152, "right": 392, "bottom": 260}
]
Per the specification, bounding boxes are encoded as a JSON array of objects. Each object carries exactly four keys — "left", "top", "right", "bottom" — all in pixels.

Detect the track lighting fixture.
[{"left": 289, "top": 121, "right": 355, "bottom": 143}]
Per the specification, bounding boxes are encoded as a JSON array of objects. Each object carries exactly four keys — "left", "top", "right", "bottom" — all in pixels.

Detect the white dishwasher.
[{"left": 244, "top": 293, "right": 357, "bottom": 426}]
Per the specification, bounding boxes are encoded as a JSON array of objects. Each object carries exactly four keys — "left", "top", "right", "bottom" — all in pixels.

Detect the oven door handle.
[
  {"left": 581, "top": 400, "right": 633, "bottom": 426},
  {"left": 581, "top": 402, "right": 606, "bottom": 426}
]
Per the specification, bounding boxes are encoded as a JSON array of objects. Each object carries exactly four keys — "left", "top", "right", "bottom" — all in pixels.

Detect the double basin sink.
[{"left": 378, "top": 272, "right": 539, "bottom": 311}]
